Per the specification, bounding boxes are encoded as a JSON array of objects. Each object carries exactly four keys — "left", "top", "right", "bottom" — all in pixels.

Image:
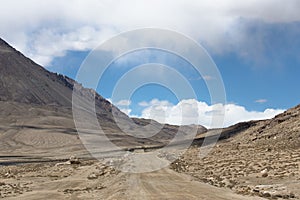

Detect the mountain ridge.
[{"left": 0, "top": 37, "right": 207, "bottom": 157}]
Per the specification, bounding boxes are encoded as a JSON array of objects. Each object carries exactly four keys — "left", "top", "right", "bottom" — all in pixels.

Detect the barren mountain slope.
[
  {"left": 0, "top": 38, "right": 207, "bottom": 163},
  {"left": 172, "top": 104, "right": 300, "bottom": 199}
]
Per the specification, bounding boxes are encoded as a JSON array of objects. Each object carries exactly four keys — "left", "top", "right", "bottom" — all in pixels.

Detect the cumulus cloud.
[
  {"left": 0, "top": 0, "right": 299, "bottom": 65},
  {"left": 134, "top": 99, "right": 284, "bottom": 128}
]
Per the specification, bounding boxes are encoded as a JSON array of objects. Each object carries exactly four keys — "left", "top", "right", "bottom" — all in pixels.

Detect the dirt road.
[
  {"left": 1, "top": 160, "right": 266, "bottom": 200},
  {"left": 125, "top": 168, "right": 265, "bottom": 200}
]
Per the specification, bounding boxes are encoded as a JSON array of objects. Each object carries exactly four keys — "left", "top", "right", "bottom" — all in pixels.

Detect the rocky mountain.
[
  {"left": 0, "top": 38, "right": 119, "bottom": 114},
  {"left": 0, "top": 38, "right": 207, "bottom": 161}
]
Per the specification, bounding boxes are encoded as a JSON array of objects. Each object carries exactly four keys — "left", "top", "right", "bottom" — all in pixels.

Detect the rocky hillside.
[
  {"left": 172, "top": 104, "right": 300, "bottom": 199},
  {"left": 0, "top": 37, "right": 207, "bottom": 159},
  {"left": 0, "top": 38, "right": 119, "bottom": 117}
]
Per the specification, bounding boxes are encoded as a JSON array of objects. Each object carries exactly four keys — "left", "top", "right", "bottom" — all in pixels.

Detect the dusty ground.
[
  {"left": 172, "top": 146, "right": 300, "bottom": 199},
  {"left": 0, "top": 159, "right": 267, "bottom": 200}
]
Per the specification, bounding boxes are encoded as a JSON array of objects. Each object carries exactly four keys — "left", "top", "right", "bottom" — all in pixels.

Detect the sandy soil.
[{"left": 0, "top": 160, "right": 266, "bottom": 200}]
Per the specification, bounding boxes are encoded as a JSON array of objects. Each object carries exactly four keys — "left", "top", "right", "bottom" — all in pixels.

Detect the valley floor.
[{"left": 0, "top": 160, "right": 266, "bottom": 200}]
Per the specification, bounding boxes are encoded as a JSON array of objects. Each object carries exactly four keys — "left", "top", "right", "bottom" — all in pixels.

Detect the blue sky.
[
  {"left": 1, "top": 0, "right": 299, "bottom": 127},
  {"left": 47, "top": 20, "right": 300, "bottom": 113}
]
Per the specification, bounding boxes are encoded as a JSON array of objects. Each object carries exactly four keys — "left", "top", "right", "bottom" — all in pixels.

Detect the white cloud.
[
  {"left": 138, "top": 101, "right": 150, "bottom": 107},
  {"left": 113, "top": 99, "right": 132, "bottom": 115},
  {"left": 115, "top": 99, "right": 131, "bottom": 106},
  {"left": 255, "top": 99, "right": 268, "bottom": 103},
  {"left": 120, "top": 108, "right": 132, "bottom": 115},
  {"left": 0, "top": 0, "right": 299, "bottom": 65},
  {"left": 134, "top": 99, "right": 285, "bottom": 128}
]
